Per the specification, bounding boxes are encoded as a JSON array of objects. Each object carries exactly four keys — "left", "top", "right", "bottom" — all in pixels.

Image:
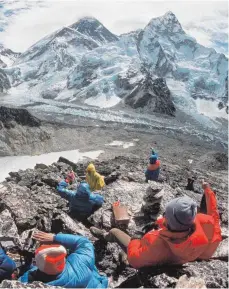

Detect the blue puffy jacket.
[
  {"left": 0, "top": 248, "right": 16, "bottom": 281},
  {"left": 19, "top": 234, "right": 108, "bottom": 288},
  {"left": 57, "top": 181, "right": 104, "bottom": 217}
]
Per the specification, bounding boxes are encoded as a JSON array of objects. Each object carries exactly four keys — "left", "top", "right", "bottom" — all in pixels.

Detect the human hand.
[{"left": 32, "top": 231, "right": 55, "bottom": 243}]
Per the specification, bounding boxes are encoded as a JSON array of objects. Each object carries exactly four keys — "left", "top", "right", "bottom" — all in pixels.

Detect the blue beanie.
[
  {"left": 165, "top": 196, "right": 197, "bottom": 231},
  {"left": 149, "top": 155, "right": 157, "bottom": 164}
]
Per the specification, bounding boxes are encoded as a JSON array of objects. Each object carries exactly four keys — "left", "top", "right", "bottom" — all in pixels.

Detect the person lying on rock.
[
  {"left": 86, "top": 163, "right": 105, "bottom": 191},
  {"left": 19, "top": 231, "right": 108, "bottom": 288},
  {"left": 0, "top": 244, "right": 16, "bottom": 282},
  {"left": 145, "top": 150, "right": 160, "bottom": 182},
  {"left": 90, "top": 181, "right": 222, "bottom": 269},
  {"left": 57, "top": 180, "right": 104, "bottom": 219}
]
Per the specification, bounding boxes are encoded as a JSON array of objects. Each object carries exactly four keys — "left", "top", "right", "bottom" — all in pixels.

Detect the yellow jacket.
[{"left": 86, "top": 164, "right": 105, "bottom": 191}]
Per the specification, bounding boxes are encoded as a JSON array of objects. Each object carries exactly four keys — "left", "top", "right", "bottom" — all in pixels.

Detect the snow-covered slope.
[
  {"left": 0, "top": 44, "right": 20, "bottom": 68},
  {"left": 2, "top": 11, "right": 228, "bottom": 118},
  {"left": 138, "top": 12, "right": 228, "bottom": 109}
]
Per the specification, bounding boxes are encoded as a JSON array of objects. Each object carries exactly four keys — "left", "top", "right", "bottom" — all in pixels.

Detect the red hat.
[{"left": 35, "top": 244, "right": 67, "bottom": 275}]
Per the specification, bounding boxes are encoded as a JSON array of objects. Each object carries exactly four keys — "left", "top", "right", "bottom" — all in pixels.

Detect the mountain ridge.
[{"left": 1, "top": 11, "right": 228, "bottom": 118}]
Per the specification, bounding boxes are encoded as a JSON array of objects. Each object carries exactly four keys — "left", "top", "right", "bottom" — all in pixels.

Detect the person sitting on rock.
[
  {"left": 0, "top": 245, "right": 16, "bottom": 282},
  {"left": 19, "top": 231, "right": 108, "bottom": 288},
  {"left": 145, "top": 150, "right": 160, "bottom": 182},
  {"left": 57, "top": 180, "right": 104, "bottom": 219},
  {"left": 90, "top": 181, "right": 222, "bottom": 269},
  {"left": 86, "top": 163, "right": 105, "bottom": 191}
]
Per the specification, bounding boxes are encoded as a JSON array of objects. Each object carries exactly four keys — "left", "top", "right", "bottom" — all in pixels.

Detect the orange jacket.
[{"left": 127, "top": 186, "right": 222, "bottom": 268}]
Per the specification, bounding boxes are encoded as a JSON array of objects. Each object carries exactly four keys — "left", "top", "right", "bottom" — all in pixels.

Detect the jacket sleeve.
[
  {"left": 56, "top": 181, "right": 75, "bottom": 201},
  {"left": 127, "top": 231, "right": 164, "bottom": 268},
  {"left": 54, "top": 234, "right": 95, "bottom": 268},
  {"left": 89, "top": 193, "right": 104, "bottom": 206},
  {"left": 0, "top": 248, "right": 16, "bottom": 280},
  {"left": 204, "top": 186, "right": 222, "bottom": 241}
]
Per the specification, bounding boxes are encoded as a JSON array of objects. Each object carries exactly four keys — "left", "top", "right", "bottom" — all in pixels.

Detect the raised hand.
[{"left": 32, "top": 231, "right": 55, "bottom": 243}]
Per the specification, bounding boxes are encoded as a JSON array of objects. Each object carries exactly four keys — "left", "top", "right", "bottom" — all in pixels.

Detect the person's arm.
[
  {"left": 127, "top": 231, "right": 163, "bottom": 268},
  {"left": 203, "top": 183, "right": 221, "bottom": 239},
  {"left": 56, "top": 181, "right": 75, "bottom": 201},
  {"left": 89, "top": 192, "right": 104, "bottom": 206},
  {"left": 54, "top": 234, "right": 95, "bottom": 268},
  {"left": 0, "top": 248, "right": 16, "bottom": 280}
]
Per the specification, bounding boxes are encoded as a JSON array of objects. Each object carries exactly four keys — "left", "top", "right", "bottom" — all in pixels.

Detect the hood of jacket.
[{"left": 76, "top": 182, "right": 91, "bottom": 199}]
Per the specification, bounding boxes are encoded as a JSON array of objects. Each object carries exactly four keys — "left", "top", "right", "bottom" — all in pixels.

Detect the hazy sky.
[{"left": 0, "top": 0, "right": 228, "bottom": 54}]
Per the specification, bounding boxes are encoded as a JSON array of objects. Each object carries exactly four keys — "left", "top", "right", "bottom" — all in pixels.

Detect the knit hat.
[
  {"left": 165, "top": 196, "right": 197, "bottom": 231},
  {"left": 149, "top": 155, "right": 157, "bottom": 164},
  {"left": 35, "top": 245, "right": 67, "bottom": 275}
]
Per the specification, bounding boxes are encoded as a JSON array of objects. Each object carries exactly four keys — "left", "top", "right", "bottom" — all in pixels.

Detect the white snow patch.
[
  {"left": 106, "top": 141, "right": 135, "bottom": 149},
  {"left": 84, "top": 94, "right": 121, "bottom": 108},
  {"left": 0, "top": 149, "right": 104, "bottom": 183},
  {"left": 0, "top": 55, "right": 13, "bottom": 67},
  {"left": 188, "top": 159, "right": 193, "bottom": 164},
  {"left": 195, "top": 98, "right": 228, "bottom": 120}
]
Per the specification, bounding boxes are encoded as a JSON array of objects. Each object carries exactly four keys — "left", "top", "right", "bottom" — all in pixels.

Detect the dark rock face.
[
  {"left": 0, "top": 106, "right": 41, "bottom": 127},
  {"left": 0, "top": 69, "right": 10, "bottom": 92},
  {"left": 125, "top": 76, "right": 176, "bottom": 116},
  {"left": 0, "top": 156, "right": 227, "bottom": 288}
]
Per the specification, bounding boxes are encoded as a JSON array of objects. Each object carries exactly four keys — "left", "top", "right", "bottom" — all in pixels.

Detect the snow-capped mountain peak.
[
  {"left": 1, "top": 10, "right": 228, "bottom": 120},
  {"left": 69, "top": 17, "right": 119, "bottom": 45},
  {"left": 147, "top": 10, "right": 184, "bottom": 34}
]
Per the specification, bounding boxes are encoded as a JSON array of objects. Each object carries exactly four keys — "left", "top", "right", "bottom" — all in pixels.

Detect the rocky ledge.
[{"left": 0, "top": 155, "right": 227, "bottom": 288}]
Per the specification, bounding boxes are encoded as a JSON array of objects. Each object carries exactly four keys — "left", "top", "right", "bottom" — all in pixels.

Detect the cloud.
[{"left": 0, "top": 0, "right": 228, "bottom": 55}]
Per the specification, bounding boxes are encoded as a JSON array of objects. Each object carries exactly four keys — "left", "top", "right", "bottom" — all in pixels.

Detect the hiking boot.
[{"left": 90, "top": 226, "right": 107, "bottom": 240}]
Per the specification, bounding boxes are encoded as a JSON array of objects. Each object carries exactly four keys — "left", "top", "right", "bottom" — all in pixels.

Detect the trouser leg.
[{"left": 106, "top": 228, "right": 131, "bottom": 253}]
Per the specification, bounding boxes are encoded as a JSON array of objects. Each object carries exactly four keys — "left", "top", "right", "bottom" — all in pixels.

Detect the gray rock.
[
  {"left": 35, "top": 163, "right": 49, "bottom": 170},
  {"left": 0, "top": 209, "right": 19, "bottom": 239},
  {"left": 0, "top": 280, "right": 61, "bottom": 288},
  {"left": 175, "top": 275, "right": 206, "bottom": 288},
  {"left": 212, "top": 238, "right": 228, "bottom": 260}
]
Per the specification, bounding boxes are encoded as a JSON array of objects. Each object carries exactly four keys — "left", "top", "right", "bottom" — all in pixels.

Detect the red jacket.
[{"left": 127, "top": 187, "right": 222, "bottom": 268}]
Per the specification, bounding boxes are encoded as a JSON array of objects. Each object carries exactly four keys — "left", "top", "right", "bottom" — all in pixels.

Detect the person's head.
[
  {"left": 77, "top": 181, "right": 91, "bottom": 198},
  {"left": 65, "top": 171, "right": 76, "bottom": 184},
  {"left": 149, "top": 155, "right": 157, "bottom": 164},
  {"left": 35, "top": 244, "right": 67, "bottom": 275},
  {"left": 164, "top": 196, "right": 197, "bottom": 232},
  {"left": 86, "top": 163, "right": 96, "bottom": 174}
]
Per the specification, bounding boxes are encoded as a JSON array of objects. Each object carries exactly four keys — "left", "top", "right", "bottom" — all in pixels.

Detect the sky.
[{"left": 0, "top": 0, "right": 228, "bottom": 55}]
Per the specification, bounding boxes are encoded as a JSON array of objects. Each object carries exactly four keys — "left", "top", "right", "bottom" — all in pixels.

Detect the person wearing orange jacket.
[{"left": 90, "top": 181, "right": 222, "bottom": 269}]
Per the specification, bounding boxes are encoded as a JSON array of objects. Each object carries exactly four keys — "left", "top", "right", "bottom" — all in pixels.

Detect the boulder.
[{"left": 175, "top": 275, "right": 207, "bottom": 288}]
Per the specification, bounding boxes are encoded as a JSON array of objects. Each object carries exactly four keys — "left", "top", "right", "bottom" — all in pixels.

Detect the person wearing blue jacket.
[
  {"left": 145, "top": 150, "right": 161, "bottom": 182},
  {"left": 19, "top": 231, "right": 108, "bottom": 288},
  {"left": 0, "top": 247, "right": 16, "bottom": 282},
  {"left": 56, "top": 181, "right": 104, "bottom": 219}
]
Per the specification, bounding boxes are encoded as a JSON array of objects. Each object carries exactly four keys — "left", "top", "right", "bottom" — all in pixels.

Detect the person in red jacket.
[{"left": 90, "top": 181, "right": 222, "bottom": 269}]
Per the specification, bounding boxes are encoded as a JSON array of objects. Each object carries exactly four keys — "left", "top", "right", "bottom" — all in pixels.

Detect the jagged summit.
[
  {"left": 147, "top": 11, "right": 184, "bottom": 34},
  {"left": 69, "top": 16, "right": 119, "bottom": 44}
]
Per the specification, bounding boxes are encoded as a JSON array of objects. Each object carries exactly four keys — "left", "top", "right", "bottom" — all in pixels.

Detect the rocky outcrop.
[
  {"left": 0, "top": 155, "right": 227, "bottom": 288},
  {"left": 0, "top": 69, "right": 10, "bottom": 92},
  {"left": 125, "top": 76, "right": 176, "bottom": 116},
  {"left": 0, "top": 106, "right": 52, "bottom": 156},
  {"left": 0, "top": 106, "right": 41, "bottom": 127}
]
